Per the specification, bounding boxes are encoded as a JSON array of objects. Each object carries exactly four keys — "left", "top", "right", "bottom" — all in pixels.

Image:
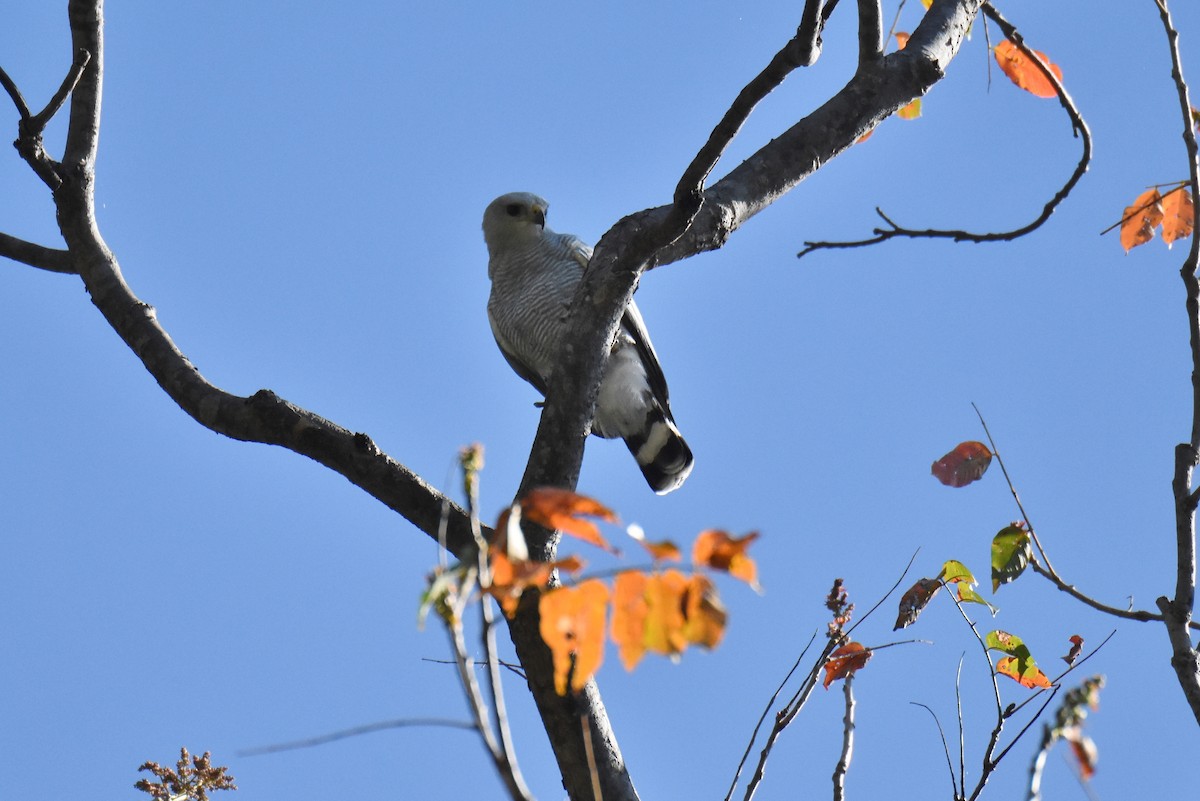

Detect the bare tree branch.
[
  {"left": 0, "top": 63, "right": 32, "bottom": 118},
  {"left": 28, "top": 47, "right": 90, "bottom": 130},
  {"left": 237, "top": 718, "right": 476, "bottom": 757},
  {"left": 799, "top": 2, "right": 1091, "bottom": 258},
  {"left": 463, "top": 453, "right": 534, "bottom": 801},
  {"left": 910, "top": 702, "right": 958, "bottom": 798},
  {"left": 723, "top": 633, "right": 817, "bottom": 801},
  {"left": 831, "top": 673, "right": 857, "bottom": 801},
  {"left": 1152, "top": 0, "right": 1200, "bottom": 728},
  {"left": 0, "top": 232, "right": 75, "bottom": 273},
  {"left": 973, "top": 404, "right": 1200, "bottom": 627},
  {"left": 9, "top": 0, "right": 482, "bottom": 562}
]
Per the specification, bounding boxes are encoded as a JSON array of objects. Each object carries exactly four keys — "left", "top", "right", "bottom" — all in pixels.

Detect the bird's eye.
[{"left": 505, "top": 203, "right": 522, "bottom": 217}]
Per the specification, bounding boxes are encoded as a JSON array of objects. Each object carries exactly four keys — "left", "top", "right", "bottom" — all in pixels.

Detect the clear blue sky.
[{"left": 3, "top": 2, "right": 1198, "bottom": 799}]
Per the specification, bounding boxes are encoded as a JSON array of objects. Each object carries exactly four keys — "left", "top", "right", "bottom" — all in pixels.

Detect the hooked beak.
[{"left": 532, "top": 205, "right": 546, "bottom": 228}]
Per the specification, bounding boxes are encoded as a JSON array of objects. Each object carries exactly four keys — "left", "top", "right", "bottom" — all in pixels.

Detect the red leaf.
[
  {"left": 823, "top": 642, "right": 872, "bottom": 688},
  {"left": 1062, "top": 634, "right": 1084, "bottom": 666},
  {"left": 931, "top": 441, "right": 993, "bottom": 487}
]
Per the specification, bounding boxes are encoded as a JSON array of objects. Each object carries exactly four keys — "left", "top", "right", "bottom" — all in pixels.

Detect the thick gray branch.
[{"left": 0, "top": 232, "right": 75, "bottom": 273}]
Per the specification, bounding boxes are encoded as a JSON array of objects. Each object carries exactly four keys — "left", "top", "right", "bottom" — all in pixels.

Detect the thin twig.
[
  {"left": 799, "top": 2, "right": 1091, "bottom": 258},
  {"left": 1152, "top": 0, "right": 1200, "bottom": 726},
  {"left": 742, "top": 641, "right": 839, "bottom": 801},
  {"left": 1097, "top": 181, "right": 1189, "bottom": 237},
  {"left": 0, "top": 64, "right": 32, "bottom": 118},
  {"left": 843, "top": 548, "right": 920, "bottom": 639},
  {"left": 724, "top": 633, "right": 817, "bottom": 801},
  {"left": 1005, "top": 631, "right": 1115, "bottom": 722},
  {"left": 832, "top": 673, "right": 857, "bottom": 801},
  {"left": 580, "top": 714, "right": 602, "bottom": 801},
  {"left": 910, "top": 702, "right": 958, "bottom": 799},
  {"left": 742, "top": 554, "right": 919, "bottom": 800},
  {"left": 990, "top": 687, "right": 1060, "bottom": 769},
  {"left": 955, "top": 654, "right": 966, "bottom": 800},
  {"left": 421, "top": 656, "right": 526, "bottom": 680},
  {"left": 28, "top": 47, "right": 90, "bottom": 131},
  {"left": 236, "top": 718, "right": 475, "bottom": 757},
  {"left": 668, "top": 0, "right": 838, "bottom": 238},
  {"left": 942, "top": 588, "right": 1006, "bottom": 801},
  {"left": 464, "top": 454, "right": 533, "bottom": 801},
  {"left": 975, "top": 403, "right": 1194, "bottom": 626}
]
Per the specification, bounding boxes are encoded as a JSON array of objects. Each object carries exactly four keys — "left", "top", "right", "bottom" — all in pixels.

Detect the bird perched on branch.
[{"left": 482, "top": 192, "right": 693, "bottom": 494}]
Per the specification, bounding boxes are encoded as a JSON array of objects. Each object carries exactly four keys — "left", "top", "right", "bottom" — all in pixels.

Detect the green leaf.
[
  {"left": 942, "top": 559, "right": 976, "bottom": 585},
  {"left": 991, "top": 525, "right": 1031, "bottom": 592},
  {"left": 956, "top": 582, "right": 998, "bottom": 615},
  {"left": 986, "top": 629, "right": 1038, "bottom": 678}
]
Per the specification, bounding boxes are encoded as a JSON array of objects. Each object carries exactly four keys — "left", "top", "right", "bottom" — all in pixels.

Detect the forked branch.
[{"left": 798, "top": 3, "right": 1091, "bottom": 258}]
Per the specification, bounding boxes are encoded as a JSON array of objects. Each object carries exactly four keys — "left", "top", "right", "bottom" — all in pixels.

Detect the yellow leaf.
[
  {"left": 682, "top": 574, "right": 727, "bottom": 649},
  {"left": 643, "top": 570, "right": 689, "bottom": 658},
  {"left": 611, "top": 571, "right": 649, "bottom": 670}
]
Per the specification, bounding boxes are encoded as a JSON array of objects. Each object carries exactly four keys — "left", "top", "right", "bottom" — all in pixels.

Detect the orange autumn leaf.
[
  {"left": 640, "top": 539, "right": 682, "bottom": 561},
  {"left": 626, "top": 524, "right": 682, "bottom": 562},
  {"left": 692, "top": 530, "right": 760, "bottom": 588},
  {"left": 488, "top": 553, "right": 585, "bottom": 617},
  {"left": 520, "top": 487, "right": 618, "bottom": 552},
  {"left": 994, "top": 40, "right": 1063, "bottom": 99},
  {"left": 1121, "top": 188, "right": 1165, "bottom": 252},
  {"left": 885, "top": 36, "right": 922, "bottom": 121},
  {"left": 682, "top": 573, "right": 727, "bottom": 649},
  {"left": 931, "top": 441, "right": 993, "bottom": 487},
  {"left": 1161, "top": 187, "right": 1195, "bottom": 248},
  {"left": 539, "top": 579, "right": 609, "bottom": 695},
  {"left": 823, "top": 642, "right": 872, "bottom": 688},
  {"left": 611, "top": 571, "right": 649, "bottom": 670},
  {"left": 996, "top": 655, "right": 1053, "bottom": 689},
  {"left": 643, "top": 570, "right": 690, "bottom": 658}
]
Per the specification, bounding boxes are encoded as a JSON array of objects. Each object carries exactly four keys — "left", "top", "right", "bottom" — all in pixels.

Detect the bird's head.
[{"left": 482, "top": 192, "right": 549, "bottom": 254}]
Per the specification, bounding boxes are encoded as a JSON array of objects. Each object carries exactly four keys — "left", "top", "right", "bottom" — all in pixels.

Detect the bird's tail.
[{"left": 625, "top": 412, "right": 694, "bottom": 495}]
